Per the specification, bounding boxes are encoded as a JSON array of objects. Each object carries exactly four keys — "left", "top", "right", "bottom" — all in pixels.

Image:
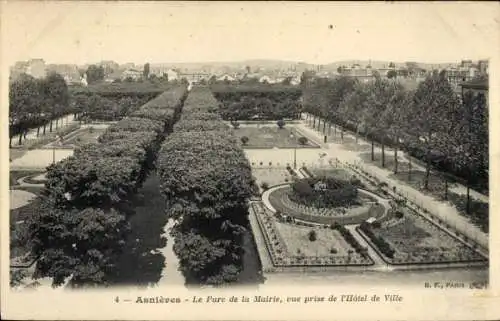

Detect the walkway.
[
  {"left": 298, "top": 114, "right": 488, "bottom": 250},
  {"left": 344, "top": 225, "right": 391, "bottom": 271},
  {"left": 10, "top": 114, "right": 77, "bottom": 147},
  {"left": 156, "top": 219, "right": 185, "bottom": 287},
  {"left": 10, "top": 149, "right": 74, "bottom": 170}
]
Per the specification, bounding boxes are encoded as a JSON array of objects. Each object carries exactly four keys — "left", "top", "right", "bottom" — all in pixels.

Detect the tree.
[
  {"left": 277, "top": 119, "right": 285, "bottom": 129},
  {"left": 143, "top": 63, "right": 150, "bottom": 79},
  {"left": 338, "top": 81, "right": 370, "bottom": 144},
  {"left": 281, "top": 77, "right": 292, "bottom": 85},
  {"left": 9, "top": 74, "right": 43, "bottom": 146},
  {"left": 308, "top": 230, "right": 317, "bottom": 242},
  {"left": 241, "top": 136, "right": 249, "bottom": 145},
  {"left": 41, "top": 72, "right": 69, "bottom": 133},
  {"left": 408, "top": 70, "right": 461, "bottom": 190},
  {"left": 298, "top": 136, "right": 308, "bottom": 146},
  {"left": 389, "top": 62, "right": 395, "bottom": 68},
  {"left": 85, "top": 65, "right": 105, "bottom": 84},
  {"left": 454, "top": 90, "right": 488, "bottom": 212},
  {"left": 387, "top": 70, "right": 397, "bottom": 79},
  {"left": 231, "top": 120, "right": 240, "bottom": 129},
  {"left": 380, "top": 87, "right": 414, "bottom": 174}
]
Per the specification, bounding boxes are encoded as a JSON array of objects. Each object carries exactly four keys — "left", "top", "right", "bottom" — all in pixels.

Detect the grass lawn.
[
  {"left": 358, "top": 151, "right": 412, "bottom": 173},
  {"left": 447, "top": 192, "right": 488, "bottom": 233},
  {"left": 109, "top": 174, "right": 169, "bottom": 287},
  {"left": 389, "top": 170, "right": 450, "bottom": 198},
  {"left": 374, "top": 208, "right": 484, "bottom": 263},
  {"left": 252, "top": 168, "right": 293, "bottom": 190},
  {"left": 9, "top": 170, "right": 45, "bottom": 187},
  {"left": 10, "top": 149, "right": 27, "bottom": 162},
  {"left": 308, "top": 168, "right": 354, "bottom": 180},
  {"left": 274, "top": 222, "right": 351, "bottom": 257},
  {"left": 232, "top": 126, "right": 319, "bottom": 149}
]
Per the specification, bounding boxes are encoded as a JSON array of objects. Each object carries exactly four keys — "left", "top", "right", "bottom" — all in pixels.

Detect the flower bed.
[
  {"left": 252, "top": 202, "right": 373, "bottom": 267},
  {"left": 231, "top": 126, "right": 320, "bottom": 149},
  {"left": 358, "top": 206, "right": 486, "bottom": 265},
  {"left": 268, "top": 186, "right": 385, "bottom": 225}
]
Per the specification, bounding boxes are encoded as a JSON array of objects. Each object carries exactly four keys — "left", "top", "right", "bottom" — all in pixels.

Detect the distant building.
[
  {"left": 46, "top": 64, "right": 83, "bottom": 85},
  {"left": 10, "top": 59, "right": 47, "bottom": 80},
  {"left": 26, "top": 59, "right": 47, "bottom": 79},
  {"left": 98, "top": 60, "right": 120, "bottom": 76},
  {"left": 477, "top": 60, "right": 489, "bottom": 75},
  {"left": 217, "top": 74, "right": 236, "bottom": 82},
  {"left": 179, "top": 72, "right": 209, "bottom": 83},
  {"left": 104, "top": 70, "right": 124, "bottom": 83},
  {"left": 121, "top": 69, "right": 143, "bottom": 81}
]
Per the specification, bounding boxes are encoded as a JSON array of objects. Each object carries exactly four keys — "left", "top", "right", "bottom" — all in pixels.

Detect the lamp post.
[
  {"left": 53, "top": 134, "right": 63, "bottom": 164},
  {"left": 290, "top": 132, "right": 297, "bottom": 169}
]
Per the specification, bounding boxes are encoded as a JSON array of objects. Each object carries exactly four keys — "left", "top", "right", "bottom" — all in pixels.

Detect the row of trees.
[
  {"left": 212, "top": 85, "right": 302, "bottom": 120},
  {"left": 303, "top": 72, "right": 488, "bottom": 210},
  {"left": 26, "top": 86, "right": 188, "bottom": 287},
  {"left": 157, "top": 87, "right": 257, "bottom": 285},
  {"left": 9, "top": 73, "right": 70, "bottom": 146}
]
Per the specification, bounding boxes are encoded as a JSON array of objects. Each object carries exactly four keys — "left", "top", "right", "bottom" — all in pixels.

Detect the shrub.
[
  {"left": 231, "top": 121, "right": 240, "bottom": 129},
  {"left": 359, "top": 222, "right": 395, "bottom": 259},
  {"left": 298, "top": 136, "right": 308, "bottom": 145},
  {"left": 261, "top": 182, "right": 269, "bottom": 191},
  {"left": 395, "top": 211, "right": 404, "bottom": 219},
  {"left": 330, "top": 247, "right": 338, "bottom": 254},
  {"left": 241, "top": 136, "right": 249, "bottom": 145},
  {"left": 308, "top": 230, "right": 317, "bottom": 242},
  {"left": 277, "top": 119, "right": 285, "bottom": 129},
  {"left": 371, "top": 221, "right": 381, "bottom": 229}
]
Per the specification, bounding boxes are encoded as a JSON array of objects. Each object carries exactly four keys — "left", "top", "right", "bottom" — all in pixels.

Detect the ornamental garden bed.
[
  {"left": 251, "top": 202, "right": 373, "bottom": 267},
  {"left": 357, "top": 205, "right": 486, "bottom": 265},
  {"left": 252, "top": 168, "right": 295, "bottom": 193},
  {"left": 268, "top": 186, "right": 385, "bottom": 226},
  {"left": 232, "top": 126, "right": 320, "bottom": 149}
]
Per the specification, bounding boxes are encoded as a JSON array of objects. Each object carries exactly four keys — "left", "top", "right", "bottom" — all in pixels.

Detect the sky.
[{"left": 1, "top": 1, "right": 499, "bottom": 66}]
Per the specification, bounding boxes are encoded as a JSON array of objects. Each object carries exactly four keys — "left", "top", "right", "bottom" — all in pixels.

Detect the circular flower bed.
[{"left": 289, "top": 177, "right": 360, "bottom": 208}]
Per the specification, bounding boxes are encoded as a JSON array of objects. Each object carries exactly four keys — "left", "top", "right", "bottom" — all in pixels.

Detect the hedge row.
[
  {"left": 28, "top": 85, "right": 188, "bottom": 287},
  {"left": 211, "top": 85, "right": 302, "bottom": 121},
  {"left": 359, "top": 222, "right": 396, "bottom": 259},
  {"left": 157, "top": 86, "right": 255, "bottom": 285}
]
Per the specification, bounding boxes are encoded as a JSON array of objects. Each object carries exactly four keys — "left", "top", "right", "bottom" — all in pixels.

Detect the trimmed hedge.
[
  {"left": 359, "top": 222, "right": 395, "bottom": 259},
  {"left": 157, "top": 86, "right": 256, "bottom": 285},
  {"left": 27, "top": 85, "right": 188, "bottom": 287}
]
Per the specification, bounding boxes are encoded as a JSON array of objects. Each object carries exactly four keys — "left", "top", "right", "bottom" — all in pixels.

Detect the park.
[{"left": 8, "top": 71, "right": 489, "bottom": 289}]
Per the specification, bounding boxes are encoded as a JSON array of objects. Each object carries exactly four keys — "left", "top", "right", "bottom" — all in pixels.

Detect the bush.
[
  {"left": 330, "top": 247, "right": 338, "bottom": 254},
  {"left": 231, "top": 121, "right": 240, "bottom": 129},
  {"left": 308, "top": 230, "right": 317, "bottom": 242},
  {"left": 298, "top": 136, "right": 308, "bottom": 145},
  {"left": 277, "top": 119, "right": 285, "bottom": 129},
  {"left": 395, "top": 211, "right": 404, "bottom": 219},
  {"left": 359, "top": 222, "right": 395, "bottom": 259},
  {"left": 290, "top": 177, "right": 359, "bottom": 208},
  {"left": 241, "top": 136, "right": 249, "bottom": 145},
  {"left": 261, "top": 182, "right": 270, "bottom": 191}
]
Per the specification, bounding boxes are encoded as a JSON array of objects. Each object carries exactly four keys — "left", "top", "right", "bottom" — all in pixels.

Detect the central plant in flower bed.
[{"left": 290, "top": 177, "right": 360, "bottom": 208}]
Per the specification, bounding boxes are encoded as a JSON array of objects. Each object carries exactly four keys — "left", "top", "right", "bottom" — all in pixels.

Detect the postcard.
[{"left": 1, "top": 1, "right": 499, "bottom": 320}]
